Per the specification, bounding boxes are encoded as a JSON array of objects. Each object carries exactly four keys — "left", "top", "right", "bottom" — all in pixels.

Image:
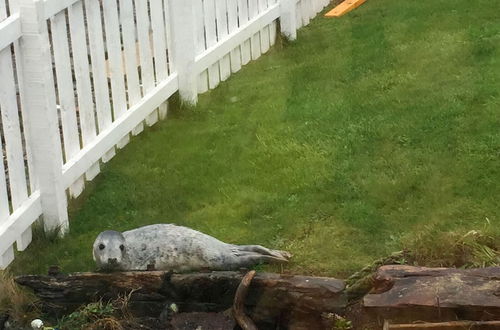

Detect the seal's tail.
[{"left": 233, "top": 244, "right": 292, "bottom": 265}]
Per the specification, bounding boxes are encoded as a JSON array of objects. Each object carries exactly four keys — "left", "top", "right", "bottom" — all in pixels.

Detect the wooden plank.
[
  {"left": 50, "top": 11, "right": 84, "bottom": 197},
  {"left": 118, "top": 0, "right": 142, "bottom": 135},
  {"left": 62, "top": 74, "right": 178, "bottom": 188},
  {"left": 150, "top": 0, "right": 168, "bottom": 121},
  {"left": 102, "top": 0, "right": 129, "bottom": 148},
  {"left": 0, "top": 27, "right": 11, "bottom": 255},
  {"left": 195, "top": 3, "right": 280, "bottom": 74},
  {"left": 134, "top": 0, "right": 158, "bottom": 126},
  {"left": 203, "top": 0, "right": 220, "bottom": 89},
  {"left": 215, "top": 0, "right": 231, "bottom": 81},
  {"left": 258, "top": 0, "right": 270, "bottom": 54},
  {"left": 160, "top": 0, "right": 173, "bottom": 119},
  {"left": 0, "top": 13, "right": 20, "bottom": 51},
  {"left": 237, "top": 0, "right": 251, "bottom": 65},
  {"left": 0, "top": 132, "right": 9, "bottom": 222},
  {"left": 42, "top": 0, "right": 79, "bottom": 20},
  {"left": 68, "top": 1, "right": 100, "bottom": 181},
  {"left": 296, "top": 0, "right": 303, "bottom": 29},
  {"left": 269, "top": 20, "right": 277, "bottom": 46},
  {"left": 193, "top": 0, "right": 208, "bottom": 94},
  {"left": 307, "top": 0, "right": 315, "bottom": 20},
  {"left": 0, "top": 189, "right": 41, "bottom": 265},
  {"left": 325, "top": 0, "right": 367, "bottom": 18},
  {"left": 248, "top": 0, "right": 261, "bottom": 60},
  {"left": 0, "top": 246, "right": 14, "bottom": 269},
  {"left": 163, "top": 0, "right": 174, "bottom": 75},
  {"left": 84, "top": 0, "right": 115, "bottom": 163},
  {"left": 0, "top": 191, "right": 42, "bottom": 255},
  {"left": 8, "top": 0, "right": 37, "bottom": 193},
  {"left": 226, "top": 0, "right": 241, "bottom": 73},
  {"left": 0, "top": 49, "right": 28, "bottom": 207},
  {"left": 18, "top": 0, "right": 69, "bottom": 232},
  {"left": 364, "top": 266, "right": 500, "bottom": 322},
  {"left": 0, "top": 5, "right": 28, "bottom": 219},
  {"left": 118, "top": 0, "right": 141, "bottom": 106},
  {"left": 300, "top": 0, "right": 310, "bottom": 26}
]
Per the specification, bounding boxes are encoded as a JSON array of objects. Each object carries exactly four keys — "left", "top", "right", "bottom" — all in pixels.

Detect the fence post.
[
  {"left": 280, "top": 0, "right": 297, "bottom": 40},
  {"left": 169, "top": 0, "right": 198, "bottom": 105},
  {"left": 19, "top": 0, "right": 69, "bottom": 233}
]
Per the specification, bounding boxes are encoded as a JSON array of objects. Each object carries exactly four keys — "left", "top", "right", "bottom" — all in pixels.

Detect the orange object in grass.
[{"left": 324, "top": 0, "right": 367, "bottom": 17}]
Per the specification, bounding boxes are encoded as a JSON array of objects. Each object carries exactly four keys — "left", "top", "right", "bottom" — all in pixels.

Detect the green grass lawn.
[{"left": 9, "top": 0, "right": 500, "bottom": 277}]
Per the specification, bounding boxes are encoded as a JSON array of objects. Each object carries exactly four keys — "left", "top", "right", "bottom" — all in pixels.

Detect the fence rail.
[{"left": 0, "top": 0, "right": 330, "bottom": 269}]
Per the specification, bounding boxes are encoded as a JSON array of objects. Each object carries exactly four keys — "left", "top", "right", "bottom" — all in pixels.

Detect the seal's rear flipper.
[
  {"left": 236, "top": 254, "right": 289, "bottom": 268},
  {"left": 236, "top": 245, "right": 292, "bottom": 260}
]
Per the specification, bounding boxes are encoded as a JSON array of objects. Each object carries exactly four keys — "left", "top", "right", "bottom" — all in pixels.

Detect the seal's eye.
[
  {"left": 99, "top": 244, "right": 105, "bottom": 250},
  {"left": 119, "top": 245, "right": 125, "bottom": 251}
]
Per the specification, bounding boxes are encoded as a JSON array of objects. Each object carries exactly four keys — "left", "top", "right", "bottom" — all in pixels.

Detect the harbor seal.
[{"left": 93, "top": 224, "right": 292, "bottom": 271}]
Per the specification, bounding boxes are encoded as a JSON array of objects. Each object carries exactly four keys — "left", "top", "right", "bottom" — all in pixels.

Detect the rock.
[{"left": 363, "top": 265, "right": 500, "bottom": 322}]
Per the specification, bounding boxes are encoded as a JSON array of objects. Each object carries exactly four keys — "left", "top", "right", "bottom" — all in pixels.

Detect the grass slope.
[{"left": 9, "top": 0, "right": 500, "bottom": 277}]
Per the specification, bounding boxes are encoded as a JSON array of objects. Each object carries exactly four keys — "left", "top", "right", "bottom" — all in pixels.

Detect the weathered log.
[
  {"left": 16, "top": 270, "right": 346, "bottom": 328},
  {"left": 233, "top": 271, "right": 258, "bottom": 330},
  {"left": 363, "top": 265, "right": 500, "bottom": 322}
]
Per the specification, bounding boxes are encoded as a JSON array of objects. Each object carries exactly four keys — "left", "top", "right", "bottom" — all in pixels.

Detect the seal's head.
[{"left": 93, "top": 230, "right": 127, "bottom": 271}]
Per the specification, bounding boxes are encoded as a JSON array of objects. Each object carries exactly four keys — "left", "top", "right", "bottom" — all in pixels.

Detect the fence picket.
[
  {"left": 0, "top": 130, "right": 14, "bottom": 265},
  {"left": 135, "top": 0, "right": 158, "bottom": 126},
  {"left": 237, "top": 0, "right": 251, "bottom": 65},
  {"left": 194, "top": 0, "right": 208, "bottom": 93},
  {"left": 0, "top": 134, "right": 9, "bottom": 224},
  {"left": 85, "top": 0, "right": 115, "bottom": 163},
  {"left": 19, "top": 0, "right": 69, "bottom": 233},
  {"left": 0, "top": 52, "right": 28, "bottom": 210},
  {"left": 296, "top": 1, "right": 303, "bottom": 29},
  {"left": 226, "top": 0, "right": 241, "bottom": 73},
  {"left": 215, "top": 0, "right": 230, "bottom": 81},
  {"left": 7, "top": 0, "right": 36, "bottom": 192},
  {"left": 150, "top": 0, "right": 168, "bottom": 119},
  {"left": 163, "top": 0, "right": 174, "bottom": 75},
  {"left": 102, "top": 0, "right": 129, "bottom": 148},
  {"left": 68, "top": 1, "right": 100, "bottom": 181},
  {"left": 118, "top": 0, "right": 142, "bottom": 135},
  {"left": 0, "top": 0, "right": 33, "bottom": 250},
  {"left": 162, "top": 0, "right": 173, "bottom": 119},
  {"left": 50, "top": 11, "right": 85, "bottom": 197},
  {"left": 203, "top": 0, "right": 220, "bottom": 89},
  {"left": 248, "top": 0, "right": 261, "bottom": 60},
  {"left": 258, "top": 0, "right": 271, "bottom": 53}
]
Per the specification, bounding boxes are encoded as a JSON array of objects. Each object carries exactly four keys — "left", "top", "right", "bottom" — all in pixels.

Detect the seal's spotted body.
[{"left": 93, "top": 224, "right": 291, "bottom": 271}]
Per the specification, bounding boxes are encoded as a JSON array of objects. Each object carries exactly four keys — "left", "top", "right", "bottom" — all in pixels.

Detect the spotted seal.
[{"left": 93, "top": 224, "right": 291, "bottom": 271}]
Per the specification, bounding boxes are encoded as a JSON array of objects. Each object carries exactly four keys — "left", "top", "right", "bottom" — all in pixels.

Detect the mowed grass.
[{"left": 9, "top": 0, "right": 500, "bottom": 277}]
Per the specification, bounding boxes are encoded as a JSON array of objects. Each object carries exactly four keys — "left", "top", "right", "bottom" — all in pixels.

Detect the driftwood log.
[
  {"left": 363, "top": 265, "right": 500, "bottom": 322},
  {"left": 16, "top": 270, "right": 346, "bottom": 329}
]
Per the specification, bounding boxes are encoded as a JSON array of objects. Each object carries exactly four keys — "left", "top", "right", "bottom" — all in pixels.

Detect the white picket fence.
[{"left": 0, "top": 0, "right": 330, "bottom": 269}]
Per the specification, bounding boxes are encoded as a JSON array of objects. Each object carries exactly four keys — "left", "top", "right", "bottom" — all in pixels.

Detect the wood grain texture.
[
  {"left": 364, "top": 265, "right": 500, "bottom": 322},
  {"left": 17, "top": 270, "right": 346, "bottom": 327}
]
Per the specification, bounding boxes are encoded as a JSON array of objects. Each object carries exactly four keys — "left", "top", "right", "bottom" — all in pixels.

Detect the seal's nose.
[{"left": 108, "top": 258, "right": 117, "bottom": 264}]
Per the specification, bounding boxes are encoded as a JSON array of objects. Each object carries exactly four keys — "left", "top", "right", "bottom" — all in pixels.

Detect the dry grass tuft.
[
  {"left": 86, "top": 317, "right": 123, "bottom": 330},
  {"left": 0, "top": 271, "right": 39, "bottom": 326},
  {"left": 403, "top": 222, "right": 500, "bottom": 268}
]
